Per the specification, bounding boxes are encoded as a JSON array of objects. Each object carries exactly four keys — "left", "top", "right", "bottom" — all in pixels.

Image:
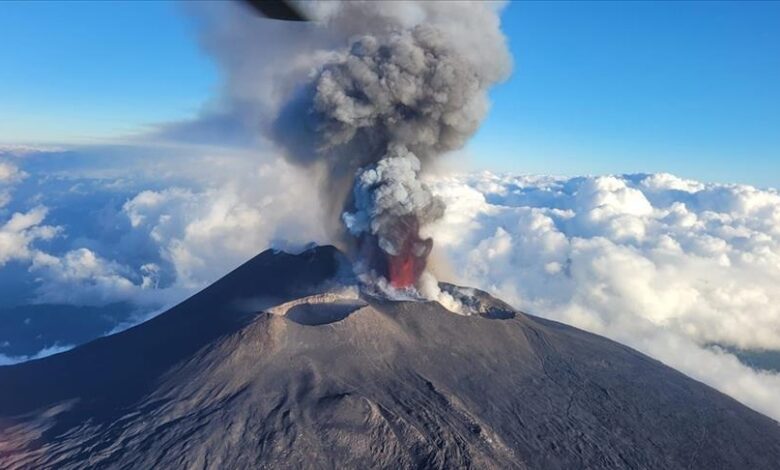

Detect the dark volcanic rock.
[{"left": 1, "top": 246, "right": 779, "bottom": 469}]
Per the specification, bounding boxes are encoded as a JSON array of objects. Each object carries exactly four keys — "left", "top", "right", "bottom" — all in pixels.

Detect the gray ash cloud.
[{"left": 182, "top": 1, "right": 512, "bottom": 287}]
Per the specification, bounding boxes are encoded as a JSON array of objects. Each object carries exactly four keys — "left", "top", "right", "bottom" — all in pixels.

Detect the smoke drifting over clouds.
[
  {"left": 181, "top": 0, "right": 511, "bottom": 289},
  {"left": 267, "top": 2, "right": 510, "bottom": 289},
  {"left": 273, "top": 19, "right": 499, "bottom": 163}
]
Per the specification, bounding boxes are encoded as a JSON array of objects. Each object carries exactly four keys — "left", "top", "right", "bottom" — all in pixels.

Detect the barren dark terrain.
[{"left": 1, "top": 246, "right": 779, "bottom": 469}]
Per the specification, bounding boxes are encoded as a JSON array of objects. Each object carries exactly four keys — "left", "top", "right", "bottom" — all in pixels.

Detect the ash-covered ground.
[{"left": 1, "top": 245, "right": 779, "bottom": 469}]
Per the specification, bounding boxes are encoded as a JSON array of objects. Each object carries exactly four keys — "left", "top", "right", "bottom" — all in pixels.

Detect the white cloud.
[
  {"left": 0, "top": 206, "right": 58, "bottom": 266},
  {"left": 0, "top": 159, "right": 26, "bottom": 208},
  {"left": 0, "top": 343, "right": 74, "bottom": 366},
  {"left": 0, "top": 160, "right": 25, "bottom": 184},
  {"left": 0, "top": 143, "right": 332, "bottom": 312},
  {"left": 426, "top": 171, "right": 780, "bottom": 420},
  {"left": 0, "top": 145, "right": 63, "bottom": 157},
  {"left": 30, "top": 248, "right": 142, "bottom": 306},
  {"left": 121, "top": 157, "right": 328, "bottom": 289},
  {"left": 0, "top": 204, "right": 154, "bottom": 307}
]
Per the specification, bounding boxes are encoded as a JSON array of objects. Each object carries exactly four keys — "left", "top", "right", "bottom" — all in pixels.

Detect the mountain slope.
[{"left": 1, "top": 246, "right": 779, "bottom": 469}]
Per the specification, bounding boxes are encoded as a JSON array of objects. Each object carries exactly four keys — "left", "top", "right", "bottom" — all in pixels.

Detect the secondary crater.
[{"left": 265, "top": 290, "right": 367, "bottom": 326}]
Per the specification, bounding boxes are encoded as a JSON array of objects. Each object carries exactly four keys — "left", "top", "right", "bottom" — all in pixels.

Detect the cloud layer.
[
  {"left": 426, "top": 171, "right": 780, "bottom": 420},
  {"left": 1, "top": 145, "right": 780, "bottom": 422},
  {"left": 0, "top": 147, "right": 328, "bottom": 309}
]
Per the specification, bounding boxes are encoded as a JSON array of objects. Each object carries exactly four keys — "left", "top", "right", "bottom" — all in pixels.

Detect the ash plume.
[
  {"left": 183, "top": 1, "right": 512, "bottom": 291},
  {"left": 342, "top": 145, "right": 444, "bottom": 287}
]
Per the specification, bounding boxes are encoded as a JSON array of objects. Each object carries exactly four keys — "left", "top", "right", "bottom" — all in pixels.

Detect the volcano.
[{"left": 1, "top": 246, "right": 780, "bottom": 469}]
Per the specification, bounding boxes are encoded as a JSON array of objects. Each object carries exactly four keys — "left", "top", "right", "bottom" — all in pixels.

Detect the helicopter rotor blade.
[{"left": 240, "top": 0, "right": 308, "bottom": 22}]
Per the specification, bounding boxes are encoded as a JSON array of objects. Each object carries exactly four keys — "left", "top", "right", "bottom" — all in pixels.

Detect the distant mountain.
[{"left": 1, "top": 246, "right": 779, "bottom": 469}]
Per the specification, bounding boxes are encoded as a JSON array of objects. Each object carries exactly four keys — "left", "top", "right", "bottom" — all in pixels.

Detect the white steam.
[{"left": 343, "top": 145, "right": 444, "bottom": 256}]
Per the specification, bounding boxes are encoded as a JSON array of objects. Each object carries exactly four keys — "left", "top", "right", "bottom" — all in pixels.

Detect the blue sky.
[
  {"left": 474, "top": 1, "right": 780, "bottom": 186},
  {"left": 1, "top": 1, "right": 779, "bottom": 186},
  {"left": 0, "top": 1, "right": 216, "bottom": 141}
]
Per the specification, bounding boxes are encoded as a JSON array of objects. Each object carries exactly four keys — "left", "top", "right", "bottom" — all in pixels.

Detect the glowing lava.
[
  {"left": 388, "top": 251, "right": 417, "bottom": 288},
  {"left": 383, "top": 216, "right": 433, "bottom": 289}
]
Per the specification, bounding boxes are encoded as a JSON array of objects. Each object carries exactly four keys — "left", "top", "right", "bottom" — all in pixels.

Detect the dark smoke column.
[{"left": 267, "top": 2, "right": 512, "bottom": 291}]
